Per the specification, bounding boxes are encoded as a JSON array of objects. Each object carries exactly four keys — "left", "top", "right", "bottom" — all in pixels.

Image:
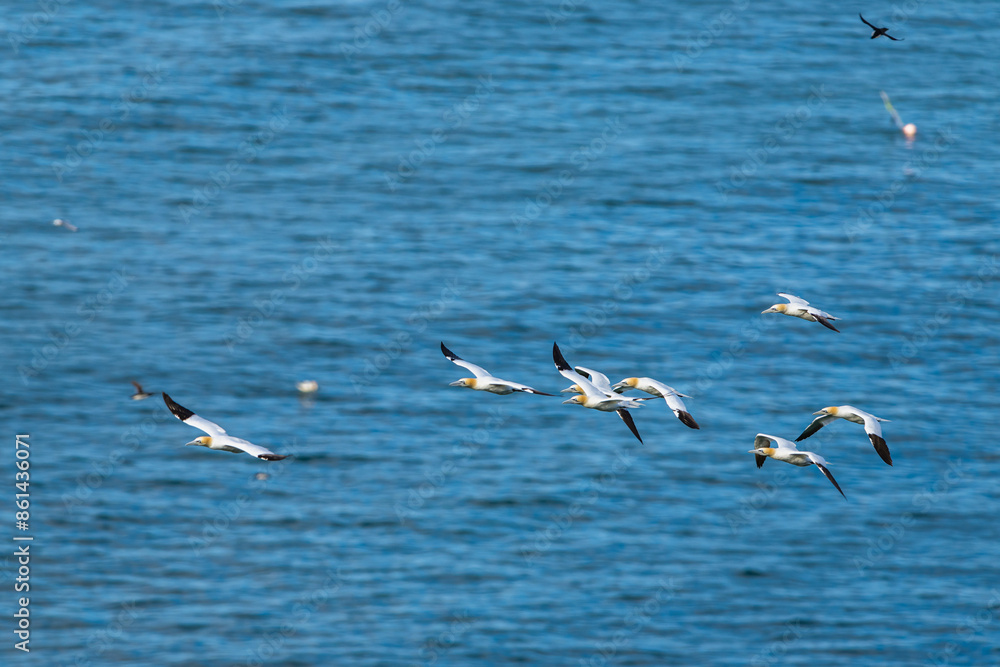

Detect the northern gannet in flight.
[
  {"left": 163, "top": 393, "right": 289, "bottom": 461},
  {"left": 762, "top": 293, "right": 841, "bottom": 332},
  {"left": 130, "top": 381, "right": 152, "bottom": 401},
  {"left": 612, "top": 377, "right": 700, "bottom": 430},
  {"left": 796, "top": 405, "right": 892, "bottom": 466},
  {"left": 553, "top": 343, "right": 645, "bottom": 444},
  {"left": 441, "top": 343, "right": 553, "bottom": 395},
  {"left": 749, "top": 434, "right": 845, "bottom": 498},
  {"left": 52, "top": 218, "right": 78, "bottom": 232},
  {"left": 859, "top": 13, "right": 903, "bottom": 41}
]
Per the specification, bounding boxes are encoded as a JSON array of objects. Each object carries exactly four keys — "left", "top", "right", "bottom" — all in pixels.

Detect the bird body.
[
  {"left": 762, "top": 293, "right": 841, "bottom": 332},
  {"left": 162, "top": 393, "right": 288, "bottom": 461},
  {"left": 130, "top": 381, "right": 152, "bottom": 401},
  {"left": 441, "top": 343, "right": 553, "bottom": 395},
  {"left": 796, "top": 405, "right": 892, "bottom": 465},
  {"left": 749, "top": 434, "right": 845, "bottom": 498}
]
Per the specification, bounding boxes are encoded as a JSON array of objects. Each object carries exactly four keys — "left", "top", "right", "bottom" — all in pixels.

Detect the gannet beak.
[
  {"left": 560, "top": 387, "right": 577, "bottom": 393},
  {"left": 449, "top": 381, "right": 466, "bottom": 387},
  {"left": 747, "top": 449, "right": 759, "bottom": 454},
  {"left": 611, "top": 382, "right": 626, "bottom": 391},
  {"left": 562, "top": 398, "right": 578, "bottom": 404},
  {"left": 812, "top": 410, "right": 826, "bottom": 415},
  {"left": 184, "top": 440, "right": 198, "bottom": 447},
  {"left": 761, "top": 307, "right": 776, "bottom": 314}
]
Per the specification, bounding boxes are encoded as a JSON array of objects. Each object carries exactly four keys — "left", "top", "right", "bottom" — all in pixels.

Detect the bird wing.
[
  {"left": 222, "top": 436, "right": 288, "bottom": 461},
  {"left": 553, "top": 343, "right": 604, "bottom": 398},
  {"left": 813, "top": 461, "right": 846, "bottom": 498},
  {"left": 163, "top": 393, "right": 228, "bottom": 436},
  {"left": 885, "top": 34, "right": 903, "bottom": 41},
  {"left": 440, "top": 342, "right": 491, "bottom": 378},
  {"left": 859, "top": 412, "right": 893, "bottom": 465},
  {"left": 502, "top": 380, "right": 554, "bottom": 397},
  {"left": 859, "top": 13, "right": 877, "bottom": 30},
  {"left": 132, "top": 381, "right": 145, "bottom": 393},
  {"left": 777, "top": 293, "right": 810, "bottom": 306},
  {"left": 574, "top": 366, "right": 614, "bottom": 395},
  {"left": 616, "top": 409, "right": 643, "bottom": 444},
  {"left": 795, "top": 414, "right": 836, "bottom": 441}
]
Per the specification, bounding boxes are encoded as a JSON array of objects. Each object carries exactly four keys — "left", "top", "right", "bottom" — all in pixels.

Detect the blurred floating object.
[
  {"left": 296, "top": 380, "right": 319, "bottom": 393},
  {"left": 53, "top": 218, "right": 78, "bottom": 232},
  {"left": 254, "top": 473, "right": 269, "bottom": 481},
  {"left": 880, "top": 91, "right": 916, "bottom": 139}
]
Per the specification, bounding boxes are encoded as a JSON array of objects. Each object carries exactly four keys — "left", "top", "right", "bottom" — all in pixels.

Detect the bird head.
[
  {"left": 562, "top": 395, "right": 586, "bottom": 406},
  {"left": 748, "top": 447, "right": 775, "bottom": 457},
  {"left": 612, "top": 377, "right": 638, "bottom": 392},
  {"left": 450, "top": 378, "right": 475, "bottom": 389},
  {"left": 814, "top": 406, "right": 838, "bottom": 416},
  {"left": 560, "top": 384, "right": 583, "bottom": 394},
  {"left": 185, "top": 436, "right": 212, "bottom": 447},
  {"left": 762, "top": 304, "right": 786, "bottom": 314}
]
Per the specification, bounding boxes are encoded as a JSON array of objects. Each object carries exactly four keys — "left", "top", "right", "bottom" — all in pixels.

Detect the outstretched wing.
[
  {"left": 553, "top": 343, "right": 603, "bottom": 398},
  {"left": 441, "top": 342, "right": 491, "bottom": 378},
  {"left": 885, "top": 34, "right": 903, "bottom": 41},
  {"left": 795, "top": 414, "right": 836, "bottom": 442},
  {"left": 131, "top": 381, "right": 145, "bottom": 393},
  {"left": 224, "top": 437, "right": 289, "bottom": 461},
  {"left": 859, "top": 13, "right": 877, "bottom": 30},
  {"left": 616, "top": 409, "right": 643, "bottom": 444},
  {"left": 814, "top": 315, "right": 841, "bottom": 332},
  {"left": 778, "top": 293, "right": 810, "bottom": 306},
  {"left": 814, "top": 461, "right": 846, "bottom": 499},
  {"left": 163, "top": 393, "right": 227, "bottom": 436},
  {"left": 574, "top": 366, "right": 614, "bottom": 396},
  {"left": 860, "top": 413, "right": 893, "bottom": 465}
]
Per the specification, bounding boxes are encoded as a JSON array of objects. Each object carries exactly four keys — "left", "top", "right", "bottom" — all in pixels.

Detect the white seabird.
[
  {"left": 749, "top": 433, "right": 845, "bottom": 498},
  {"left": 163, "top": 393, "right": 289, "bottom": 461},
  {"left": 130, "top": 381, "right": 152, "bottom": 401},
  {"left": 762, "top": 293, "right": 840, "bottom": 332},
  {"left": 612, "top": 377, "right": 700, "bottom": 430},
  {"left": 296, "top": 380, "right": 319, "bottom": 393},
  {"left": 53, "top": 218, "right": 78, "bottom": 232},
  {"left": 441, "top": 342, "right": 553, "bottom": 396},
  {"left": 796, "top": 405, "right": 892, "bottom": 466},
  {"left": 553, "top": 343, "right": 644, "bottom": 444}
]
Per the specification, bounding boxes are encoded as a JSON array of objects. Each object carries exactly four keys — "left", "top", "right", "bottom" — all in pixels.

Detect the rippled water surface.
[{"left": 3, "top": 1, "right": 999, "bottom": 665}]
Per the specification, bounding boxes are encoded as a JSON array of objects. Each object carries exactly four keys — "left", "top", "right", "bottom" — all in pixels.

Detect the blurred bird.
[
  {"left": 52, "top": 218, "right": 78, "bottom": 232},
  {"left": 860, "top": 13, "right": 903, "bottom": 41},
  {"left": 130, "top": 381, "right": 152, "bottom": 401}
]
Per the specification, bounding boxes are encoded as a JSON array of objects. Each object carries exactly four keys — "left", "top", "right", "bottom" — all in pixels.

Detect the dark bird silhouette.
[{"left": 860, "top": 13, "right": 903, "bottom": 41}]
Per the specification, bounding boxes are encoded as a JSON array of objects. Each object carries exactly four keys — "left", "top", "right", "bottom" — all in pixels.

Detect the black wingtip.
[
  {"left": 162, "top": 392, "right": 195, "bottom": 422},
  {"left": 524, "top": 389, "right": 555, "bottom": 397},
  {"left": 870, "top": 434, "right": 893, "bottom": 466},
  {"left": 617, "top": 409, "right": 643, "bottom": 444},
  {"left": 676, "top": 410, "right": 700, "bottom": 430},
  {"left": 440, "top": 342, "right": 457, "bottom": 360},
  {"left": 755, "top": 454, "right": 767, "bottom": 469},
  {"left": 552, "top": 342, "right": 572, "bottom": 371},
  {"left": 258, "top": 454, "right": 289, "bottom": 461}
]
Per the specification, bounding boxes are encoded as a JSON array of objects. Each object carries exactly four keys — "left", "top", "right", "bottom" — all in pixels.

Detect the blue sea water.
[{"left": 2, "top": 1, "right": 999, "bottom": 664}]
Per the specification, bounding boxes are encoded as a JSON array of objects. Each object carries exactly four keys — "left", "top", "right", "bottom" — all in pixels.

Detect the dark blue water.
[{"left": 3, "top": 1, "right": 999, "bottom": 664}]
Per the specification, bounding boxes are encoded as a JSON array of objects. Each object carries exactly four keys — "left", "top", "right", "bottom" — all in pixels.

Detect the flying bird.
[
  {"left": 762, "top": 293, "right": 841, "bottom": 332},
  {"left": 52, "top": 218, "right": 78, "bottom": 232},
  {"left": 612, "top": 377, "right": 700, "bottom": 430},
  {"left": 162, "top": 393, "right": 289, "bottom": 461},
  {"left": 796, "top": 405, "right": 892, "bottom": 465},
  {"left": 130, "top": 381, "right": 152, "bottom": 401},
  {"left": 860, "top": 13, "right": 903, "bottom": 41},
  {"left": 441, "top": 342, "right": 553, "bottom": 395},
  {"left": 749, "top": 434, "right": 846, "bottom": 498},
  {"left": 553, "top": 343, "right": 645, "bottom": 444}
]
